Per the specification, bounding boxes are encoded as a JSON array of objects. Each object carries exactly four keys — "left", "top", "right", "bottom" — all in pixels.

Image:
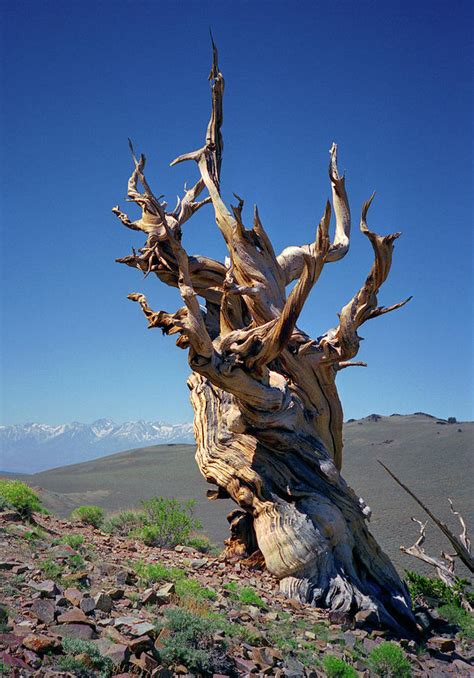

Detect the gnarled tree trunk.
[{"left": 113, "top": 42, "right": 415, "bottom": 633}]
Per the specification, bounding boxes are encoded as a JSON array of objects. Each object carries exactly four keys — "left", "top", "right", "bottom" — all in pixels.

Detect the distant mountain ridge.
[{"left": 0, "top": 419, "right": 194, "bottom": 473}]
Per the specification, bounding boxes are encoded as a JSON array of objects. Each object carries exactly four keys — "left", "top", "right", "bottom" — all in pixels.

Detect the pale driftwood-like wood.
[
  {"left": 113, "top": 44, "right": 415, "bottom": 633},
  {"left": 380, "top": 462, "right": 473, "bottom": 612}
]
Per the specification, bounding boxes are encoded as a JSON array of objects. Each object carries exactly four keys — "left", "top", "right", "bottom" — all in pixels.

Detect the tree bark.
[{"left": 113, "top": 42, "right": 415, "bottom": 633}]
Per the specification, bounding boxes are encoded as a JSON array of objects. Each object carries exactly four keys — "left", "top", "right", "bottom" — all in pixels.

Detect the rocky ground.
[{"left": 0, "top": 510, "right": 472, "bottom": 677}]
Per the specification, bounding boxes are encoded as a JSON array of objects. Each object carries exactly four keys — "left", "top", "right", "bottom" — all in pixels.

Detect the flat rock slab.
[
  {"left": 22, "top": 633, "right": 59, "bottom": 654},
  {"left": 50, "top": 623, "right": 97, "bottom": 640},
  {"left": 29, "top": 580, "right": 61, "bottom": 598},
  {"left": 31, "top": 599, "right": 56, "bottom": 624},
  {"left": 57, "top": 608, "right": 92, "bottom": 625},
  {"left": 114, "top": 616, "right": 155, "bottom": 637}
]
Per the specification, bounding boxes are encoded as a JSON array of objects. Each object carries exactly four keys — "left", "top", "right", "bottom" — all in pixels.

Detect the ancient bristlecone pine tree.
[{"left": 113, "top": 45, "right": 415, "bottom": 632}]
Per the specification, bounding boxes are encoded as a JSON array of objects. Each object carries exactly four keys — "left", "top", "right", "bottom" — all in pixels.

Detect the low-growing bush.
[
  {"left": 405, "top": 570, "right": 474, "bottom": 608},
  {"left": 0, "top": 480, "right": 42, "bottom": 517},
  {"left": 71, "top": 505, "right": 104, "bottom": 528},
  {"left": 367, "top": 641, "right": 412, "bottom": 677},
  {"left": 175, "top": 578, "right": 217, "bottom": 601},
  {"left": 157, "top": 608, "right": 233, "bottom": 675},
  {"left": 437, "top": 603, "right": 474, "bottom": 639},
  {"left": 134, "top": 560, "right": 185, "bottom": 585},
  {"left": 102, "top": 509, "right": 144, "bottom": 536},
  {"left": 323, "top": 655, "right": 357, "bottom": 677},
  {"left": 140, "top": 497, "right": 201, "bottom": 547},
  {"left": 58, "top": 637, "right": 113, "bottom": 677},
  {"left": 238, "top": 586, "right": 265, "bottom": 608},
  {"left": 223, "top": 581, "right": 265, "bottom": 607},
  {"left": 59, "top": 534, "right": 85, "bottom": 549},
  {"left": 39, "top": 556, "right": 63, "bottom": 581}
]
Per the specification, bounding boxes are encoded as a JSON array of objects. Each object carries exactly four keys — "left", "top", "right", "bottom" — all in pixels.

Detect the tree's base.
[{"left": 191, "top": 374, "right": 417, "bottom": 635}]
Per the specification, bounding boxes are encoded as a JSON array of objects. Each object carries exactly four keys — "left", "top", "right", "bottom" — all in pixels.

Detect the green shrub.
[
  {"left": 238, "top": 586, "right": 265, "bottom": 608},
  {"left": 0, "top": 480, "right": 42, "bottom": 517},
  {"left": 367, "top": 641, "right": 412, "bottom": 677},
  {"left": 157, "top": 608, "right": 231, "bottom": 674},
  {"left": 67, "top": 553, "right": 85, "bottom": 572},
  {"left": 405, "top": 570, "right": 474, "bottom": 608},
  {"left": 139, "top": 497, "right": 201, "bottom": 548},
  {"left": 0, "top": 661, "right": 12, "bottom": 675},
  {"left": 175, "top": 578, "right": 217, "bottom": 601},
  {"left": 60, "top": 534, "right": 85, "bottom": 549},
  {"left": 102, "top": 509, "right": 144, "bottom": 535},
  {"left": 186, "top": 534, "right": 219, "bottom": 554},
  {"left": 39, "top": 557, "right": 63, "bottom": 581},
  {"left": 58, "top": 638, "right": 113, "bottom": 677},
  {"left": 134, "top": 560, "right": 185, "bottom": 585},
  {"left": 323, "top": 655, "right": 357, "bottom": 677},
  {"left": 437, "top": 603, "right": 474, "bottom": 639},
  {"left": 71, "top": 505, "right": 104, "bottom": 528}
]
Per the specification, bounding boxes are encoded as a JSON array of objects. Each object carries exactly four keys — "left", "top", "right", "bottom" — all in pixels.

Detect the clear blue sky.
[{"left": 1, "top": 0, "right": 472, "bottom": 425}]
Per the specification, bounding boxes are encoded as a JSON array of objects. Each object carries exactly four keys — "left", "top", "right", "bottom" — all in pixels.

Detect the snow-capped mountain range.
[{"left": 0, "top": 419, "right": 195, "bottom": 474}]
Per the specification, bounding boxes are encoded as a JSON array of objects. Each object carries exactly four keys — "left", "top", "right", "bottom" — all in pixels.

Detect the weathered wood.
[{"left": 113, "top": 44, "right": 415, "bottom": 633}]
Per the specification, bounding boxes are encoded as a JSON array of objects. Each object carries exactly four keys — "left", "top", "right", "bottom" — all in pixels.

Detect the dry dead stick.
[{"left": 378, "top": 460, "right": 474, "bottom": 573}]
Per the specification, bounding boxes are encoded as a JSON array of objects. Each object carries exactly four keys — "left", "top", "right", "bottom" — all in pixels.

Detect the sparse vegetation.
[
  {"left": 405, "top": 570, "right": 474, "bottom": 608},
  {"left": 39, "top": 556, "right": 63, "bottom": 581},
  {"left": 323, "top": 654, "right": 358, "bottom": 677},
  {"left": 156, "top": 607, "right": 232, "bottom": 675},
  {"left": 101, "top": 497, "right": 210, "bottom": 551},
  {"left": 238, "top": 586, "right": 266, "bottom": 608},
  {"left": 223, "top": 581, "right": 265, "bottom": 608},
  {"left": 367, "top": 641, "right": 412, "bottom": 677},
  {"left": 175, "top": 578, "right": 216, "bottom": 601},
  {"left": 102, "top": 509, "right": 144, "bottom": 536},
  {"left": 0, "top": 479, "right": 43, "bottom": 517},
  {"left": 134, "top": 559, "right": 185, "bottom": 585},
  {"left": 139, "top": 496, "right": 201, "bottom": 547},
  {"left": 58, "top": 638, "right": 113, "bottom": 677},
  {"left": 71, "top": 505, "right": 104, "bottom": 528},
  {"left": 437, "top": 603, "right": 474, "bottom": 639},
  {"left": 59, "top": 533, "right": 85, "bottom": 549},
  {"left": 0, "top": 661, "right": 12, "bottom": 675}
]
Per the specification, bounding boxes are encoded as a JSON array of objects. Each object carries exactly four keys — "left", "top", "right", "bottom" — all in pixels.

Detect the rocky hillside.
[
  {"left": 0, "top": 510, "right": 473, "bottom": 677},
  {"left": 13, "top": 414, "right": 473, "bottom": 577}
]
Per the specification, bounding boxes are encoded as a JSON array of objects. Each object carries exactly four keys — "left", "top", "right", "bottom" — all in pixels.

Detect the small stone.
[
  {"left": 105, "top": 642, "right": 128, "bottom": 667},
  {"left": 107, "top": 587, "right": 125, "bottom": 600},
  {"left": 64, "top": 587, "right": 82, "bottom": 606},
  {"left": 175, "top": 665, "right": 189, "bottom": 674},
  {"left": 251, "top": 647, "right": 275, "bottom": 667},
  {"left": 154, "top": 627, "right": 171, "bottom": 651},
  {"left": 30, "top": 580, "right": 60, "bottom": 598},
  {"left": 116, "top": 570, "right": 136, "bottom": 585},
  {"left": 142, "top": 588, "right": 157, "bottom": 605},
  {"left": 128, "top": 634, "right": 152, "bottom": 653},
  {"left": 354, "top": 609, "right": 381, "bottom": 628},
  {"left": 190, "top": 558, "right": 207, "bottom": 569},
  {"left": 0, "top": 561, "right": 20, "bottom": 570},
  {"left": 329, "top": 610, "right": 354, "bottom": 628},
  {"left": 50, "top": 623, "right": 97, "bottom": 640},
  {"left": 236, "top": 657, "right": 258, "bottom": 673},
  {"left": 94, "top": 592, "right": 113, "bottom": 613},
  {"left": 155, "top": 582, "right": 175, "bottom": 605},
  {"left": 22, "top": 633, "right": 59, "bottom": 654},
  {"left": 22, "top": 648, "right": 42, "bottom": 669},
  {"left": 115, "top": 616, "right": 155, "bottom": 637},
  {"left": 31, "top": 599, "right": 56, "bottom": 624},
  {"left": 57, "top": 608, "right": 91, "bottom": 625},
  {"left": 0, "top": 650, "right": 30, "bottom": 671},
  {"left": 80, "top": 596, "right": 96, "bottom": 614},
  {"left": 427, "top": 637, "right": 456, "bottom": 653}
]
